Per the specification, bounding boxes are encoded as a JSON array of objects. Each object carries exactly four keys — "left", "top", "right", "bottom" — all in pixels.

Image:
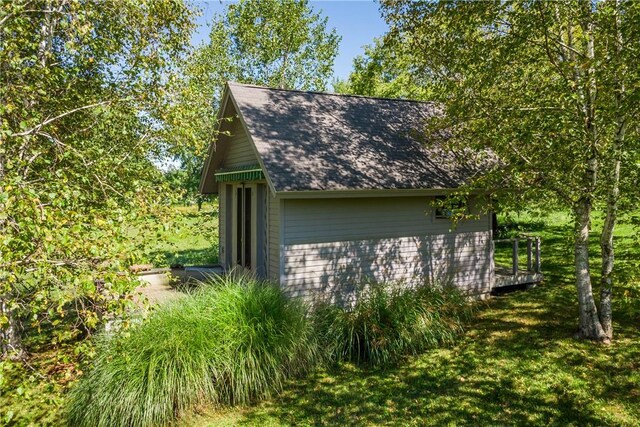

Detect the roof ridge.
[{"left": 227, "top": 81, "right": 435, "bottom": 105}]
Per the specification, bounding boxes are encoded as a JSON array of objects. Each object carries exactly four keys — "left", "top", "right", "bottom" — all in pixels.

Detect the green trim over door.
[{"left": 215, "top": 164, "right": 265, "bottom": 183}]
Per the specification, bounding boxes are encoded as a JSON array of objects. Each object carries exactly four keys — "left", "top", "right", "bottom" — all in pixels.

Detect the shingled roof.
[{"left": 200, "top": 82, "right": 486, "bottom": 194}]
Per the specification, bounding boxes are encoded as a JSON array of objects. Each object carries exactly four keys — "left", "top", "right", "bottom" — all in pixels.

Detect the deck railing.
[{"left": 493, "top": 236, "right": 541, "bottom": 276}]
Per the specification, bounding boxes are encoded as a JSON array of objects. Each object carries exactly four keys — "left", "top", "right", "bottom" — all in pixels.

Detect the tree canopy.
[
  {"left": 379, "top": 0, "right": 640, "bottom": 341},
  {"left": 333, "top": 37, "right": 430, "bottom": 100},
  {"left": 159, "top": 0, "right": 340, "bottom": 202},
  {"left": 0, "top": 0, "right": 195, "bottom": 356}
]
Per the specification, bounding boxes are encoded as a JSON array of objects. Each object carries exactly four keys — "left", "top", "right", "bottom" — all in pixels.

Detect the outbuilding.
[{"left": 200, "top": 82, "right": 541, "bottom": 302}]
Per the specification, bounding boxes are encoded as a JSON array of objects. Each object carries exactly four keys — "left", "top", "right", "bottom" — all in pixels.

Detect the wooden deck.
[
  {"left": 494, "top": 266, "right": 544, "bottom": 288},
  {"left": 492, "top": 236, "right": 544, "bottom": 289}
]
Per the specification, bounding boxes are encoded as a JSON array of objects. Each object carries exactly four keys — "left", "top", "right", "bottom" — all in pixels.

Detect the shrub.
[
  {"left": 313, "top": 282, "right": 475, "bottom": 367},
  {"left": 66, "top": 273, "right": 317, "bottom": 427}
]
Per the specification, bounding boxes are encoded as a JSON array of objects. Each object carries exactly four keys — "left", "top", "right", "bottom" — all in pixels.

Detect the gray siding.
[
  {"left": 280, "top": 197, "right": 493, "bottom": 302},
  {"left": 268, "top": 195, "right": 281, "bottom": 281},
  {"left": 223, "top": 119, "right": 258, "bottom": 168},
  {"left": 255, "top": 184, "right": 268, "bottom": 278}
]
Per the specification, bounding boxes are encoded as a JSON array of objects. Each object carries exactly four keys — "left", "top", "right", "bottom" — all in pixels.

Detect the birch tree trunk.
[
  {"left": 0, "top": 135, "right": 23, "bottom": 359},
  {"left": 599, "top": 159, "right": 618, "bottom": 341},
  {"left": 0, "top": 1, "right": 63, "bottom": 359},
  {"left": 571, "top": 2, "right": 607, "bottom": 341},
  {"left": 0, "top": 300, "right": 23, "bottom": 359},
  {"left": 574, "top": 197, "right": 607, "bottom": 340},
  {"left": 599, "top": 0, "right": 626, "bottom": 342}
]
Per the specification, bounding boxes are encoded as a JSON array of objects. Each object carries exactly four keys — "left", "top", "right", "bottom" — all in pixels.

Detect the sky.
[{"left": 191, "top": 1, "right": 389, "bottom": 83}]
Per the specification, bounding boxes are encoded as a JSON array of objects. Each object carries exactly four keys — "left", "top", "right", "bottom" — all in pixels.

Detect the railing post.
[
  {"left": 491, "top": 238, "right": 495, "bottom": 260},
  {"left": 512, "top": 238, "right": 519, "bottom": 276},
  {"left": 535, "top": 237, "right": 541, "bottom": 273},
  {"left": 527, "top": 238, "right": 533, "bottom": 271}
]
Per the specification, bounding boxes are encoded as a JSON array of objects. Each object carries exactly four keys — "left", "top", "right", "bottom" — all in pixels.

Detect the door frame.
[{"left": 230, "top": 182, "right": 266, "bottom": 275}]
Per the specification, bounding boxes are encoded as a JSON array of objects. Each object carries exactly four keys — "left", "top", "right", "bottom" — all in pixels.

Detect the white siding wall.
[
  {"left": 223, "top": 119, "right": 257, "bottom": 168},
  {"left": 280, "top": 197, "right": 494, "bottom": 302}
]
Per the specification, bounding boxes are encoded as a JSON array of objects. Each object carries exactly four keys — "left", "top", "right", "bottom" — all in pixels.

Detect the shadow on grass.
[
  {"left": 214, "top": 283, "right": 640, "bottom": 426},
  {"left": 189, "top": 212, "right": 640, "bottom": 426}
]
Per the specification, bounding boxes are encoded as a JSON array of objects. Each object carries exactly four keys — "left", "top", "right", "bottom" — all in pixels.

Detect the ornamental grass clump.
[
  {"left": 313, "top": 282, "right": 475, "bottom": 367},
  {"left": 66, "top": 273, "right": 318, "bottom": 427}
]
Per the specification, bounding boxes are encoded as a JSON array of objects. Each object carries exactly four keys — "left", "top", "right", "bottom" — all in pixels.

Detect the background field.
[{"left": 132, "top": 203, "right": 220, "bottom": 267}]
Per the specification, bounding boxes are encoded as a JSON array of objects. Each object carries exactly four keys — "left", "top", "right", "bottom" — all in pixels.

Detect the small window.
[{"left": 434, "top": 196, "right": 465, "bottom": 219}]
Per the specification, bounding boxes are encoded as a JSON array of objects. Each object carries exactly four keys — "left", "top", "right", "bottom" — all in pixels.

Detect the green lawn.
[
  {"left": 131, "top": 202, "right": 220, "bottom": 267},
  {"left": 3, "top": 208, "right": 638, "bottom": 426},
  {"left": 182, "top": 211, "right": 640, "bottom": 426},
  {"left": 187, "top": 287, "right": 640, "bottom": 426}
]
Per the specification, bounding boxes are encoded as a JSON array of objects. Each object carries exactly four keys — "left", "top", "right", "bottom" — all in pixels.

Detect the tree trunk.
[
  {"left": 0, "top": 95, "right": 23, "bottom": 360},
  {"left": 0, "top": 178, "right": 23, "bottom": 359},
  {"left": 569, "top": 2, "right": 608, "bottom": 342},
  {"left": 599, "top": 159, "right": 618, "bottom": 342},
  {"left": 573, "top": 198, "right": 606, "bottom": 341},
  {"left": 37, "top": 1, "right": 63, "bottom": 68},
  {"left": 598, "top": 0, "right": 627, "bottom": 343},
  {"left": 0, "top": 298, "right": 23, "bottom": 360}
]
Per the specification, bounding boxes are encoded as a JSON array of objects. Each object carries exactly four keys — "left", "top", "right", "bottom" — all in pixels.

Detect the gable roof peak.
[
  {"left": 226, "top": 81, "right": 434, "bottom": 106},
  {"left": 201, "top": 82, "right": 487, "bottom": 194}
]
